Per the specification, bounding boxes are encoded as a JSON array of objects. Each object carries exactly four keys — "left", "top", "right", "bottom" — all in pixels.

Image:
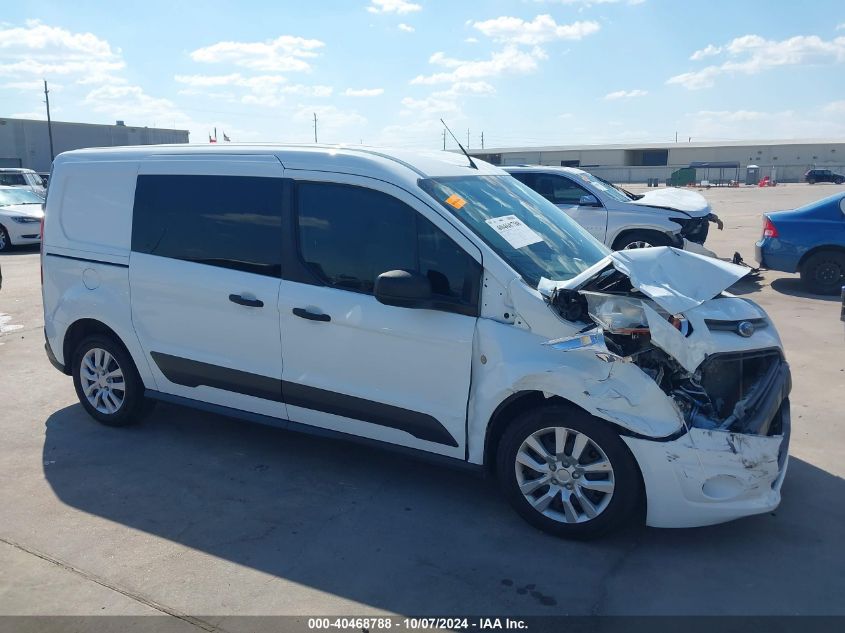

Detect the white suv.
[
  {"left": 42, "top": 145, "right": 790, "bottom": 538},
  {"left": 505, "top": 166, "right": 721, "bottom": 253}
]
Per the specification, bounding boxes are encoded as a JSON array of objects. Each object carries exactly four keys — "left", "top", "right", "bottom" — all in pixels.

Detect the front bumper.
[{"left": 623, "top": 400, "right": 790, "bottom": 528}]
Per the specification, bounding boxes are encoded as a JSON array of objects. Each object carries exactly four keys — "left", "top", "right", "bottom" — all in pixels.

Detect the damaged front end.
[{"left": 544, "top": 247, "right": 791, "bottom": 527}]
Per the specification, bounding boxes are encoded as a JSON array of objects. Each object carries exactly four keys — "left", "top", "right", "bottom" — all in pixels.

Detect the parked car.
[
  {"left": 804, "top": 169, "right": 844, "bottom": 185},
  {"left": 0, "top": 186, "right": 44, "bottom": 251},
  {"left": 756, "top": 192, "right": 845, "bottom": 294},
  {"left": 505, "top": 166, "right": 722, "bottom": 252},
  {"left": 43, "top": 145, "right": 789, "bottom": 538},
  {"left": 0, "top": 168, "right": 47, "bottom": 198}
]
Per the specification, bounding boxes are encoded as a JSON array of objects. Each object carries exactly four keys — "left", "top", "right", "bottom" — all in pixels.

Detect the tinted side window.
[
  {"left": 296, "top": 182, "right": 480, "bottom": 313},
  {"left": 534, "top": 174, "right": 590, "bottom": 205},
  {"left": 132, "top": 175, "right": 284, "bottom": 277},
  {"left": 0, "top": 173, "right": 26, "bottom": 186}
]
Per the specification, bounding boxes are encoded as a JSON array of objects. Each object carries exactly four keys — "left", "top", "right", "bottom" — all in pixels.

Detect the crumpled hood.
[
  {"left": 561, "top": 246, "right": 748, "bottom": 314},
  {"left": 630, "top": 188, "right": 711, "bottom": 217}
]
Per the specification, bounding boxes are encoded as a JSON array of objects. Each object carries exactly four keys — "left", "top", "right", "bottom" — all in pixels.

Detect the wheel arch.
[
  {"left": 482, "top": 390, "right": 647, "bottom": 472},
  {"left": 796, "top": 244, "right": 845, "bottom": 270},
  {"left": 62, "top": 318, "right": 131, "bottom": 376},
  {"left": 610, "top": 227, "right": 677, "bottom": 250}
]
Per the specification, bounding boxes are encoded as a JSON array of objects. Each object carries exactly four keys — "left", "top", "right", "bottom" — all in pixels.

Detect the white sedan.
[{"left": 0, "top": 186, "right": 44, "bottom": 251}]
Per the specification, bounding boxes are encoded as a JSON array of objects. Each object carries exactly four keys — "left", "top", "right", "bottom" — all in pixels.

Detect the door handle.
[
  {"left": 229, "top": 294, "right": 264, "bottom": 308},
  {"left": 292, "top": 307, "right": 331, "bottom": 322}
]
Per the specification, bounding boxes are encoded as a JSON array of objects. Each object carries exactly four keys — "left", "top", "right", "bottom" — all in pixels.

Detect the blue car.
[{"left": 756, "top": 192, "right": 845, "bottom": 295}]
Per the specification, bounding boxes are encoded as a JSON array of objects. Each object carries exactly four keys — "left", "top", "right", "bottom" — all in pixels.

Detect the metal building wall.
[{"left": 0, "top": 118, "right": 189, "bottom": 172}]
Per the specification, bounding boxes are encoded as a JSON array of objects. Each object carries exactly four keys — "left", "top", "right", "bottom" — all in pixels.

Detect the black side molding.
[
  {"left": 46, "top": 253, "right": 129, "bottom": 268},
  {"left": 151, "top": 352, "right": 284, "bottom": 402},
  {"left": 283, "top": 382, "right": 458, "bottom": 447},
  {"left": 149, "top": 352, "right": 458, "bottom": 447}
]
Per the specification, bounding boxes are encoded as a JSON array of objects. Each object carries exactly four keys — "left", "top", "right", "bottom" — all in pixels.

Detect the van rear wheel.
[
  {"left": 496, "top": 404, "right": 642, "bottom": 539},
  {"left": 72, "top": 334, "right": 151, "bottom": 426}
]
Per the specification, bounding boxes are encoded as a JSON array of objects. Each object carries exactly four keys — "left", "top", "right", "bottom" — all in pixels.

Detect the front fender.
[{"left": 466, "top": 319, "right": 684, "bottom": 464}]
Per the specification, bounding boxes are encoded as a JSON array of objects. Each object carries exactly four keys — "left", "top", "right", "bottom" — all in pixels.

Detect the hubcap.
[
  {"left": 515, "top": 426, "right": 615, "bottom": 524},
  {"left": 624, "top": 240, "right": 652, "bottom": 249},
  {"left": 79, "top": 348, "right": 125, "bottom": 414},
  {"left": 816, "top": 262, "right": 841, "bottom": 284},
  {"left": 0, "top": 231, "right": 6, "bottom": 250}
]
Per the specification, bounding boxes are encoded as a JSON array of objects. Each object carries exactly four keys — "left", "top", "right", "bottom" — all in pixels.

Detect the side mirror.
[
  {"left": 374, "top": 270, "right": 432, "bottom": 309},
  {"left": 579, "top": 194, "right": 601, "bottom": 207}
]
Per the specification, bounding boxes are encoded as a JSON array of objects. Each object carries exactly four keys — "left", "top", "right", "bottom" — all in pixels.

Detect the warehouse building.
[
  {"left": 468, "top": 139, "right": 845, "bottom": 184},
  {"left": 0, "top": 117, "right": 189, "bottom": 173}
]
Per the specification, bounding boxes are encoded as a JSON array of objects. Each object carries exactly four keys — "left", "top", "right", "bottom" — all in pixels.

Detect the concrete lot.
[{"left": 0, "top": 183, "right": 843, "bottom": 620}]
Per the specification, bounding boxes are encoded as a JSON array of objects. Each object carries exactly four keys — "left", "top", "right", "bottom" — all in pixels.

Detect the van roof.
[
  {"left": 54, "top": 143, "right": 505, "bottom": 180},
  {"left": 502, "top": 165, "right": 589, "bottom": 177}
]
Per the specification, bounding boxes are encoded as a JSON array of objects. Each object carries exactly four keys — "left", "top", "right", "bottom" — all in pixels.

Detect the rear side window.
[
  {"left": 132, "top": 175, "right": 284, "bottom": 277},
  {"left": 296, "top": 182, "right": 480, "bottom": 314},
  {"left": 0, "top": 173, "right": 26, "bottom": 186}
]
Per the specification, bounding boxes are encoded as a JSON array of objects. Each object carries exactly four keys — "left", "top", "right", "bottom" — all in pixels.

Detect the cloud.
[
  {"left": 367, "top": 0, "right": 421, "bottom": 14},
  {"left": 0, "top": 20, "right": 124, "bottom": 82},
  {"left": 465, "top": 37, "right": 479, "bottom": 44},
  {"left": 683, "top": 107, "right": 845, "bottom": 140},
  {"left": 689, "top": 44, "right": 722, "bottom": 60},
  {"left": 823, "top": 100, "right": 845, "bottom": 113},
  {"left": 472, "top": 15, "right": 600, "bottom": 45},
  {"left": 83, "top": 84, "right": 194, "bottom": 127},
  {"left": 174, "top": 73, "right": 331, "bottom": 107},
  {"left": 669, "top": 33, "right": 845, "bottom": 89},
  {"left": 398, "top": 23, "right": 415, "bottom": 32},
  {"left": 344, "top": 87, "right": 384, "bottom": 97},
  {"left": 411, "top": 46, "right": 544, "bottom": 84},
  {"left": 837, "top": 23, "right": 845, "bottom": 30},
  {"left": 604, "top": 88, "right": 648, "bottom": 100},
  {"left": 190, "top": 35, "right": 325, "bottom": 72}
]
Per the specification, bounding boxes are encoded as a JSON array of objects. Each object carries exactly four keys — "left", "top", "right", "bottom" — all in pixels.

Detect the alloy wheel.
[
  {"left": 79, "top": 348, "right": 126, "bottom": 414},
  {"left": 515, "top": 426, "right": 615, "bottom": 524}
]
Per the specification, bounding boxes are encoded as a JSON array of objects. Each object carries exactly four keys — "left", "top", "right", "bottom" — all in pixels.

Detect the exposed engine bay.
[{"left": 543, "top": 249, "right": 790, "bottom": 438}]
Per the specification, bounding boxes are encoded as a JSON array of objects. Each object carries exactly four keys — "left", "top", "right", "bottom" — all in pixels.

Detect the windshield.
[
  {"left": 419, "top": 175, "right": 609, "bottom": 287},
  {"left": 581, "top": 173, "right": 635, "bottom": 203},
  {"left": 0, "top": 188, "right": 44, "bottom": 206}
]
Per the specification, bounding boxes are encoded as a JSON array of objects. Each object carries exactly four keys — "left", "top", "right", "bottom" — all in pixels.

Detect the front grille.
[{"left": 698, "top": 349, "right": 787, "bottom": 434}]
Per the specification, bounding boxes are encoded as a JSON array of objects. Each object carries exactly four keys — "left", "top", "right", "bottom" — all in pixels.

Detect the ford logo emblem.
[{"left": 737, "top": 321, "right": 755, "bottom": 337}]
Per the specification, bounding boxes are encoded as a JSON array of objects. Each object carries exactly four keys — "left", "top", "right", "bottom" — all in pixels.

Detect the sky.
[{"left": 1, "top": 0, "right": 845, "bottom": 150}]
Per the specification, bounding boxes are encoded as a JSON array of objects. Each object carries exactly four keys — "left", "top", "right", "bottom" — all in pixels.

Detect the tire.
[
  {"left": 800, "top": 250, "right": 845, "bottom": 295},
  {"left": 613, "top": 230, "right": 673, "bottom": 250},
  {"left": 835, "top": 178, "right": 844, "bottom": 185},
  {"left": 807, "top": 179, "right": 816, "bottom": 185},
  {"left": 496, "top": 404, "right": 642, "bottom": 539},
  {"left": 71, "top": 334, "right": 151, "bottom": 426},
  {"left": 0, "top": 225, "right": 10, "bottom": 252}
]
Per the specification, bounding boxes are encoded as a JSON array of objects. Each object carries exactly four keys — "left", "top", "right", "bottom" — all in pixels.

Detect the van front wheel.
[
  {"left": 496, "top": 405, "right": 642, "bottom": 539},
  {"left": 72, "top": 335, "right": 150, "bottom": 426}
]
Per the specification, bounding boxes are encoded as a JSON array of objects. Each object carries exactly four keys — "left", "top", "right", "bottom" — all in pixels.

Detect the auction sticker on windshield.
[{"left": 485, "top": 215, "right": 544, "bottom": 249}]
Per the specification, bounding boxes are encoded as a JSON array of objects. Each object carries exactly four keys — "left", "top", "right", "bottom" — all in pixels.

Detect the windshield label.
[
  {"left": 485, "top": 215, "right": 543, "bottom": 249},
  {"left": 444, "top": 193, "right": 467, "bottom": 209}
]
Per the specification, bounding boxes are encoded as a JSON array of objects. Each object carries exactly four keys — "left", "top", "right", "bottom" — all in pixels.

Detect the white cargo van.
[{"left": 42, "top": 145, "right": 791, "bottom": 538}]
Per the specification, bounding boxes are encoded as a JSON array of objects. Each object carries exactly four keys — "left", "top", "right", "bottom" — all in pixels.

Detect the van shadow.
[
  {"left": 0, "top": 244, "right": 39, "bottom": 257},
  {"left": 770, "top": 277, "right": 841, "bottom": 302},
  {"left": 43, "top": 403, "right": 845, "bottom": 615}
]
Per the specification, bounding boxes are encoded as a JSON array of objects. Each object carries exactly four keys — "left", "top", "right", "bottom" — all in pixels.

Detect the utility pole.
[
  {"left": 675, "top": 131, "right": 678, "bottom": 143},
  {"left": 481, "top": 131, "right": 484, "bottom": 150},
  {"left": 442, "top": 129, "right": 446, "bottom": 150},
  {"left": 466, "top": 128, "right": 470, "bottom": 149},
  {"left": 313, "top": 112, "right": 318, "bottom": 143},
  {"left": 43, "top": 80, "right": 55, "bottom": 162}
]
